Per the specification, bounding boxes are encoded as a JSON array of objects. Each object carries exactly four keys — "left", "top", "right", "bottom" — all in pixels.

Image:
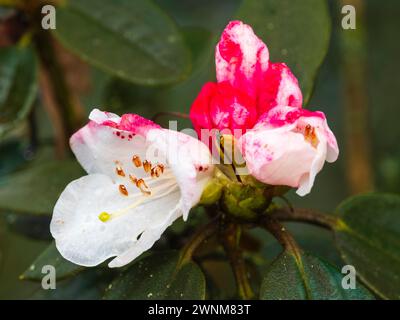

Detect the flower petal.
[
  {"left": 190, "top": 81, "right": 257, "bottom": 136},
  {"left": 72, "top": 109, "right": 213, "bottom": 220},
  {"left": 258, "top": 63, "right": 303, "bottom": 114},
  {"left": 239, "top": 127, "right": 316, "bottom": 188},
  {"left": 239, "top": 106, "right": 339, "bottom": 196},
  {"left": 51, "top": 174, "right": 182, "bottom": 267},
  {"left": 52, "top": 109, "right": 214, "bottom": 267},
  {"left": 216, "top": 20, "right": 269, "bottom": 99},
  {"left": 146, "top": 128, "right": 214, "bottom": 219},
  {"left": 108, "top": 203, "right": 181, "bottom": 268},
  {"left": 70, "top": 109, "right": 160, "bottom": 178},
  {"left": 189, "top": 82, "right": 216, "bottom": 135}
]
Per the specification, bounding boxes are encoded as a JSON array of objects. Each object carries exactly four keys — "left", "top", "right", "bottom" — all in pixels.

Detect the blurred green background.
[{"left": 0, "top": 0, "right": 399, "bottom": 299}]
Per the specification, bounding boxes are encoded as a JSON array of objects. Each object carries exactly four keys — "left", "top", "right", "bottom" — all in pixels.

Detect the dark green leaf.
[
  {"left": 0, "top": 215, "right": 49, "bottom": 299},
  {"left": 0, "top": 46, "right": 37, "bottom": 137},
  {"left": 104, "top": 251, "right": 206, "bottom": 300},
  {"left": 0, "top": 160, "right": 84, "bottom": 215},
  {"left": 260, "top": 251, "right": 374, "bottom": 300},
  {"left": 237, "top": 0, "right": 331, "bottom": 103},
  {"left": 102, "top": 26, "right": 214, "bottom": 125},
  {"left": 29, "top": 268, "right": 113, "bottom": 299},
  {"left": 6, "top": 213, "right": 52, "bottom": 240},
  {"left": 53, "top": 0, "right": 191, "bottom": 85},
  {"left": 21, "top": 242, "right": 84, "bottom": 281},
  {"left": 334, "top": 193, "right": 400, "bottom": 299}
]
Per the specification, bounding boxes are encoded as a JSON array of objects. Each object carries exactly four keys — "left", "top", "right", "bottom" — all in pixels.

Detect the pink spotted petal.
[
  {"left": 238, "top": 106, "right": 339, "bottom": 196},
  {"left": 189, "top": 82, "right": 216, "bottom": 136},
  {"left": 239, "top": 128, "right": 317, "bottom": 189},
  {"left": 190, "top": 81, "right": 257, "bottom": 137},
  {"left": 71, "top": 109, "right": 160, "bottom": 176},
  {"left": 91, "top": 109, "right": 160, "bottom": 136},
  {"left": 215, "top": 20, "right": 269, "bottom": 99},
  {"left": 258, "top": 63, "right": 303, "bottom": 114}
]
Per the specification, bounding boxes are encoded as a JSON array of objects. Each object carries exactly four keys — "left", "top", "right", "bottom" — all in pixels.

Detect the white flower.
[{"left": 51, "top": 109, "right": 213, "bottom": 268}]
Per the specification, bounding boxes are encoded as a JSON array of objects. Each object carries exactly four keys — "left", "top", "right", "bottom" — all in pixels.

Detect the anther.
[
  {"left": 119, "top": 184, "right": 129, "bottom": 196},
  {"left": 129, "top": 174, "right": 137, "bottom": 184},
  {"left": 132, "top": 155, "right": 142, "bottom": 167},
  {"left": 151, "top": 167, "right": 157, "bottom": 178},
  {"left": 151, "top": 165, "right": 163, "bottom": 178},
  {"left": 143, "top": 160, "right": 152, "bottom": 173},
  {"left": 116, "top": 165, "right": 125, "bottom": 177},
  {"left": 304, "top": 124, "right": 318, "bottom": 148},
  {"left": 136, "top": 178, "right": 151, "bottom": 196}
]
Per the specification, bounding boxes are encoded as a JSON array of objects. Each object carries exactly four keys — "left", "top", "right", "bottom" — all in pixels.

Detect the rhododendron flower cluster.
[
  {"left": 51, "top": 20, "right": 338, "bottom": 268},
  {"left": 190, "top": 20, "right": 339, "bottom": 196}
]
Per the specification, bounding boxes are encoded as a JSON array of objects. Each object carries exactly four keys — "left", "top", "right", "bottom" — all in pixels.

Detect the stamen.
[
  {"left": 151, "top": 165, "right": 163, "bottom": 178},
  {"left": 119, "top": 184, "right": 129, "bottom": 196},
  {"left": 143, "top": 160, "right": 152, "bottom": 173},
  {"left": 98, "top": 197, "right": 147, "bottom": 222},
  {"left": 136, "top": 178, "right": 151, "bottom": 195},
  {"left": 132, "top": 155, "right": 142, "bottom": 167},
  {"left": 129, "top": 174, "right": 137, "bottom": 184},
  {"left": 150, "top": 167, "right": 158, "bottom": 178},
  {"left": 304, "top": 124, "right": 319, "bottom": 148},
  {"left": 305, "top": 124, "right": 312, "bottom": 136},
  {"left": 131, "top": 169, "right": 172, "bottom": 192},
  {"left": 115, "top": 165, "right": 125, "bottom": 177},
  {"left": 98, "top": 181, "right": 178, "bottom": 223}
]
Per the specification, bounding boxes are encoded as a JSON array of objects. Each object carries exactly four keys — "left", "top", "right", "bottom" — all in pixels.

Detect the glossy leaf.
[
  {"left": 0, "top": 160, "right": 84, "bottom": 215},
  {"left": 21, "top": 242, "right": 84, "bottom": 281},
  {"left": 237, "top": 0, "right": 331, "bottom": 103},
  {"left": 104, "top": 251, "right": 206, "bottom": 300},
  {"left": 334, "top": 193, "right": 400, "bottom": 299},
  {"left": 53, "top": 0, "right": 191, "bottom": 85},
  {"left": 260, "top": 251, "right": 374, "bottom": 300},
  {"left": 0, "top": 46, "right": 37, "bottom": 137}
]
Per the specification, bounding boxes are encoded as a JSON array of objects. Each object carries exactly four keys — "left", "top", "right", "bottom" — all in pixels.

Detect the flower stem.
[
  {"left": 262, "top": 217, "right": 302, "bottom": 261},
  {"left": 268, "top": 207, "right": 339, "bottom": 230},
  {"left": 221, "top": 224, "right": 255, "bottom": 300}
]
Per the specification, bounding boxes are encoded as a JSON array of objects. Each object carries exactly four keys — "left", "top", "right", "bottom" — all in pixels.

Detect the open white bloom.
[{"left": 51, "top": 109, "right": 214, "bottom": 268}]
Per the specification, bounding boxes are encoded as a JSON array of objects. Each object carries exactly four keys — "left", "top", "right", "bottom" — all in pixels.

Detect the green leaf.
[
  {"left": 53, "top": 0, "right": 191, "bottom": 85},
  {"left": 260, "top": 251, "right": 374, "bottom": 300},
  {"left": 102, "top": 26, "right": 214, "bottom": 123},
  {"left": 0, "top": 160, "right": 84, "bottom": 215},
  {"left": 334, "top": 193, "right": 400, "bottom": 299},
  {"left": 237, "top": 0, "right": 331, "bottom": 103},
  {"left": 28, "top": 267, "right": 115, "bottom": 299},
  {"left": 104, "top": 251, "right": 206, "bottom": 299},
  {"left": 21, "top": 242, "right": 84, "bottom": 281},
  {"left": 0, "top": 46, "right": 37, "bottom": 137}
]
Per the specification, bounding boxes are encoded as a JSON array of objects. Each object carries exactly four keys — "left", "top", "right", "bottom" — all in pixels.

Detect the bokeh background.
[{"left": 0, "top": 0, "right": 399, "bottom": 299}]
